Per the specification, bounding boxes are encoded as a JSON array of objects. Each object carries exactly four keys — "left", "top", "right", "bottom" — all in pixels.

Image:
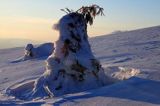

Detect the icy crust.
[{"left": 6, "top": 13, "right": 111, "bottom": 99}]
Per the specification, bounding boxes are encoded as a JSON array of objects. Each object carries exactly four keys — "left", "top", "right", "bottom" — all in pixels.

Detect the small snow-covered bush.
[{"left": 24, "top": 43, "right": 54, "bottom": 59}]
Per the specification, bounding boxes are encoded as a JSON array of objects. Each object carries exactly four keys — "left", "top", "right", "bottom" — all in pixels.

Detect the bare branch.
[{"left": 61, "top": 5, "right": 105, "bottom": 25}]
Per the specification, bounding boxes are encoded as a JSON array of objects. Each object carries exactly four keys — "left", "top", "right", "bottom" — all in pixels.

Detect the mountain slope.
[
  {"left": 91, "top": 26, "right": 160, "bottom": 70},
  {"left": 0, "top": 26, "right": 160, "bottom": 106}
]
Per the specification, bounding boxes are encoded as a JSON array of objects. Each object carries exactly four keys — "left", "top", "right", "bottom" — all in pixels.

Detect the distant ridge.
[
  {"left": 91, "top": 25, "right": 160, "bottom": 39},
  {"left": 0, "top": 38, "right": 44, "bottom": 49}
]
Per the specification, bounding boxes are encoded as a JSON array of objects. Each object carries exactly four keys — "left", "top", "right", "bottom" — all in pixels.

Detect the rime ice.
[{"left": 29, "top": 12, "right": 109, "bottom": 98}]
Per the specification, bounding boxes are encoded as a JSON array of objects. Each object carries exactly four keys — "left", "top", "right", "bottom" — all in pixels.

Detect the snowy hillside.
[
  {"left": 0, "top": 26, "right": 160, "bottom": 106},
  {"left": 91, "top": 26, "right": 160, "bottom": 70}
]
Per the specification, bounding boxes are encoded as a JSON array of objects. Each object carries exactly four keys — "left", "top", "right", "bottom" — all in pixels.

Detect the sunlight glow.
[{"left": 0, "top": 0, "right": 160, "bottom": 42}]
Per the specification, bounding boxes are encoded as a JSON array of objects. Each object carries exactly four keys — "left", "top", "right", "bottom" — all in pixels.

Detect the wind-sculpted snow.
[
  {"left": 52, "top": 77, "right": 160, "bottom": 106},
  {"left": 104, "top": 66, "right": 140, "bottom": 80},
  {"left": 0, "top": 26, "right": 160, "bottom": 105},
  {"left": 91, "top": 26, "right": 160, "bottom": 70}
]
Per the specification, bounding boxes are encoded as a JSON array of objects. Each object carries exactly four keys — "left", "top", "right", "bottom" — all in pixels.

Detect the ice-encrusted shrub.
[
  {"left": 24, "top": 43, "right": 54, "bottom": 60},
  {"left": 7, "top": 5, "right": 112, "bottom": 99}
]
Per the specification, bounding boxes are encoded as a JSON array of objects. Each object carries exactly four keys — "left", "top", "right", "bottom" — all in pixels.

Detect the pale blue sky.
[{"left": 0, "top": 0, "right": 160, "bottom": 41}]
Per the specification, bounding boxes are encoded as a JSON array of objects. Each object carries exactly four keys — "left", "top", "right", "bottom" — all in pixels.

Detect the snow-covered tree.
[
  {"left": 8, "top": 5, "right": 112, "bottom": 99},
  {"left": 26, "top": 5, "right": 109, "bottom": 98}
]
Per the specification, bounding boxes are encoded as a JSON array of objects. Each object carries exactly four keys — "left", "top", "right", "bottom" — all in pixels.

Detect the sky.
[{"left": 0, "top": 0, "right": 160, "bottom": 42}]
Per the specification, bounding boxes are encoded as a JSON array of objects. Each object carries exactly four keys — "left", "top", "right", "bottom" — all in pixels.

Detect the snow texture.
[{"left": 0, "top": 25, "right": 160, "bottom": 105}]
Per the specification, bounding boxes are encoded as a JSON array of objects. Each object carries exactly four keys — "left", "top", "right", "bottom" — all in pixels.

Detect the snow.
[
  {"left": 10, "top": 43, "right": 54, "bottom": 63},
  {"left": 0, "top": 25, "right": 160, "bottom": 105},
  {"left": 106, "top": 66, "right": 140, "bottom": 80},
  {"left": 7, "top": 12, "right": 109, "bottom": 99},
  {"left": 52, "top": 77, "right": 160, "bottom": 106}
]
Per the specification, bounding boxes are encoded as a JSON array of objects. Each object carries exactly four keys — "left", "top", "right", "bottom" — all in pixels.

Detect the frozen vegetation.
[
  {"left": 24, "top": 43, "right": 54, "bottom": 60},
  {"left": 10, "top": 43, "right": 54, "bottom": 63},
  {"left": 0, "top": 25, "right": 160, "bottom": 106},
  {"left": 6, "top": 7, "right": 111, "bottom": 100}
]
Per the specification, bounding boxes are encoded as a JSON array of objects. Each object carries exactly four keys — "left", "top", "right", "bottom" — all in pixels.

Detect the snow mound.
[
  {"left": 5, "top": 66, "right": 140, "bottom": 100},
  {"left": 108, "top": 67, "right": 140, "bottom": 80},
  {"left": 24, "top": 43, "right": 54, "bottom": 59},
  {"left": 11, "top": 43, "right": 54, "bottom": 63}
]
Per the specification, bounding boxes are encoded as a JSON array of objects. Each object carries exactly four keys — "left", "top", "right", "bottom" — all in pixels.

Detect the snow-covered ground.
[{"left": 0, "top": 26, "right": 160, "bottom": 106}]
